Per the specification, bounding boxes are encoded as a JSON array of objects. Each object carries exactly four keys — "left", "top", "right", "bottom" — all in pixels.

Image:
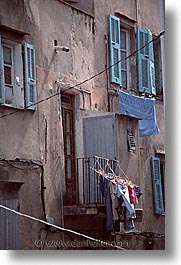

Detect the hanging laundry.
[
  {"left": 100, "top": 175, "right": 113, "bottom": 231},
  {"left": 135, "top": 185, "right": 143, "bottom": 199},
  {"left": 127, "top": 185, "right": 139, "bottom": 204},
  {"left": 119, "top": 90, "right": 160, "bottom": 137},
  {"left": 110, "top": 182, "right": 121, "bottom": 232},
  {"left": 93, "top": 156, "right": 143, "bottom": 232},
  {"left": 115, "top": 184, "right": 136, "bottom": 230}
]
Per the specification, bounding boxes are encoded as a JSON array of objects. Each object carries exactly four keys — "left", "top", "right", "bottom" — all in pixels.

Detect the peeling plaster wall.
[
  {"left": 0, "top": 0, "right": 165, "bottom": 249},
  {"left": 93, "top": 0, "right": 165, "bottom": 246},
  {"left": 0, "top": 0, "right": 96, "bottom": 248},
  {"left": 137, "top": 0, "right": 161, "bottom": 34},
  {"left": 0, "top": 162, "right": 44, "bottom": 249}
]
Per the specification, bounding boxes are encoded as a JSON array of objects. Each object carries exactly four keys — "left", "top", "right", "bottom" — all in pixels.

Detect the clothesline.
[
  {"left": 90, "top": 156, "right": 143, "bottom": 232},
  {"left": 92, "top": 156, "right": 130, "bottom": 182},
  {"left": 91, "top": 156, "right": 143, "bottom": 205},
  {"left": 0, "top": 204, "right": 125, "bottom": 250}
]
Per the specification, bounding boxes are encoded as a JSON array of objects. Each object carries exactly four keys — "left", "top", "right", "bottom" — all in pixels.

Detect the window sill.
[
  {"left": 0, "top": 103, "right": 36, "bottom": 112},
  {"left": 0, "top": 103, "right": 24, "bottom": 110}
]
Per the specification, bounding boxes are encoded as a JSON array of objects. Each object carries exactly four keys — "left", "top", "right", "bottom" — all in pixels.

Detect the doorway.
[{"left": 61, "top": 93, "right": 77, "bottom": 205}]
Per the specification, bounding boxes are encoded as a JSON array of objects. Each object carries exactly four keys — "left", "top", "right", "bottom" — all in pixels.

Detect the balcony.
[{"left": 63, "top": 156, "right": 118, "bottom": 215}]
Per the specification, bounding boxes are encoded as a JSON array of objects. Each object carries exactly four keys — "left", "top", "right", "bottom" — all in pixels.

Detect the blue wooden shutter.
[
  {"left": 108, "top": 15, "right": 121, "bottom": 85},
  {"left": 0, "top": 35, "right": 5, "bottom": 104},
  {"left": 137, "top": 29, "right": 156, "bottom": 95},
  {"left": 151, "top": 157, "right": 164, "bottom": 215},
  {"left": 24, "top": 43, "right": 37, "bottom": 110},
  {"left": 0, "top": 200, "right": 19, "bottom": 250}
]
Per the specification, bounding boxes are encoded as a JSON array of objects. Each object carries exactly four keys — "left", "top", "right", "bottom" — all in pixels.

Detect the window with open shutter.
[
  {"left": 151, "top": 157, "right": 164, "bottom": 215},
  {"left": 24, "top": 43, "right": 37, "bottom": 110},
  {"left": 137, "top": 29, "right": 156, "bottom": 95},
  {"left": 108, "top": 15, "right": 121, "bottom": 85},
  {"left": 0, "top": 35, "right": 24, "bottom": 108},
  {"left": 0, "top": 35, "right": 5, "bottom": 104}
]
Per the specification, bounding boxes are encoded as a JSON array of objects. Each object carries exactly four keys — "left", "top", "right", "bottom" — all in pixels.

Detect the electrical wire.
[
  {"left": 0, "top": 204, "right": 126, "bottom": 250},
  {"left": 0, "top": 31, "right": 165, "bottom": 120}
]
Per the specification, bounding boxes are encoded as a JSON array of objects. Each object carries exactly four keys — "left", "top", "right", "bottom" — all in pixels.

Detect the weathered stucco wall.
[
  {"left": 0, "top": 0, "right": 165, "bottom": 249},
  {"left": 139, "top": 100, "right": 165, "bottom": 235},
  {"left": 0, "top": 0, "right": 96, "bottom": 248},
  {"left": 0, "top": 161, "right": 44, "bottom": 249},
  {"left": 137, "top": 0, "right": 161, "bottom": 34}
]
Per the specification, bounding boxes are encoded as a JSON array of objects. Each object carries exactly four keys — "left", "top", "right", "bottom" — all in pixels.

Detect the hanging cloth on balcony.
[
  {"left": 118, "top": 90, "right": 160, "bottom": 137},
  {"left": 92, "top": 157, "right": 143, "bottom": 232}
]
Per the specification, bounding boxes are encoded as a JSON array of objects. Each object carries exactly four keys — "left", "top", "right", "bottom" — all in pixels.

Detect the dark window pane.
[
  {"left": 3, "top": 46, "right": 12, "bottom": 64},
  {"left": 121, "top": 71, "right": 127, "bottom": 88},
  {"left": 120, "top": 31, "right": 126, "bottom": 49},
  {"left": 65, "top": 112, "right": 71, "bottom": 132},
  {"left": 4, "top": 66, "right": 12, "bottom": 85},
  {"left": 66, "top": 159, "right": 72, "bottom": 179},
  {"left": 65, "top": 135, "right": 71, "bottom": 155},
  {"left": 121, "top": 51, "right": 127, "bottom": 69}
]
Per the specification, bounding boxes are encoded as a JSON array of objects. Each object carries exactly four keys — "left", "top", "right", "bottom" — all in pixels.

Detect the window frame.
[
  {"left": 120, "top": 27, "right": 131, "bottom": 90},
  {"left": 0, "top": 36, "right": 37, "bottom": 111},
  {"left": 153, "top": 37, "right": 163, "bottom": 96},
  {"left": 2, "top": 42, "right": 15, "bottom": 106}
]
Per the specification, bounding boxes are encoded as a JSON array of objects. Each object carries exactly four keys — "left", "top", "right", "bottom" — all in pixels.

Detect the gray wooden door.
[{"left": 0, "top": 200, "right": 19, "bottom": 250}]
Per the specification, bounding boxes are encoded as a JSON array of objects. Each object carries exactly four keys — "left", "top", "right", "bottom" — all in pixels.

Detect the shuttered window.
[
  {"left": 0, "top": 36, "right": 25, "bottom": 108},
  {"left": 151, "top": 157, "right": 164, "bottom": 215},
  {"left": 137, "top": 29, "right": 156, "bottom": 95},
  {"left": 108, "top": 15, "right": 121, "bottom": 85},
  {"left": 0, "top": 36, "right": 37, "bottom": 110},
  {"left": 24, "top": 43, "right": 37, "bottom": 110},
  {"left": 0, "top": 200, "right": 19, "bottom": 250},
  {"left": 120, "top": 28, "right": 130, "bottom": 89}
]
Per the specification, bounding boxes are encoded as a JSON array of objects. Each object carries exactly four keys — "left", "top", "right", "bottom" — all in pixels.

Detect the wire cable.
[
  {"left": 0, "top": 204, "right": 126, "bottom": 250},
  {"left": 0, "top": 31, "right": 165, "bottom": 120}
]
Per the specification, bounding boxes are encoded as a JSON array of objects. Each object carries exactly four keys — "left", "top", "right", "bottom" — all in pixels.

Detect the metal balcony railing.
[{"left": 76, "top": 156, "right": 118, "bottom": 205}]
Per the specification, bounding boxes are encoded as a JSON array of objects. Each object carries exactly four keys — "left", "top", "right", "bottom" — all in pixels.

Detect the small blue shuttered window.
[
  {"left": 137, "top": 29, "right": 156, "bottom": 95},
  {"left": 151, "top": 157, "right": 164, "bottom": 215},
  {"left": 0, "top": 37, "right": 37, "bottom": 110},
  {"left": 108, "top": 15, "right": 122, "bottom": 85},
  {"left": 24, "top": 43, "right": 37, "bottom": 110}
]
